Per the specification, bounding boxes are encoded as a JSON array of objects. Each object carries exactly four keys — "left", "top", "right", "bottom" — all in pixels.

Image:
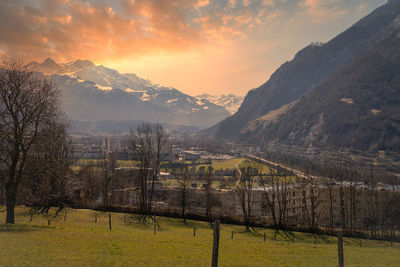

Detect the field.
[
  {"left": 70, "top": 159, "right": 138, "bottom": 174},
  {"left": 201, "top": 158, "right": 246, "bottom": 170},
  {"left": 1, "top": 207, "right": 399, "bottom": 266},
  {"left": 70, "top": 158, "right": 273, "bottom": 175},
  {"left": 195, "top": 158, "right": 272, "bottom": 173}
]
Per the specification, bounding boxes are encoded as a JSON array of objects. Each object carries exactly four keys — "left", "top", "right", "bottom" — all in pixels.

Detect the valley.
[{"left": 1, "top": 1, "right": 400, "bottom": 266}]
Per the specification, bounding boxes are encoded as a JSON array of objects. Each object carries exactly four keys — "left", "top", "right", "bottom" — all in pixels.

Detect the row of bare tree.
[
  {"left": 234, "top": 157, "right": 400, "bottom": 239},
  {"left": 73, "top": 144, "right": 400, "bottom": 240}
]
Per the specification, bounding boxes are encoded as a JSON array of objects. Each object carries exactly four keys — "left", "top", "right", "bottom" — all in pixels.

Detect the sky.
[{"left": 0, "top": 0, "right": 387, "bottom": 96}]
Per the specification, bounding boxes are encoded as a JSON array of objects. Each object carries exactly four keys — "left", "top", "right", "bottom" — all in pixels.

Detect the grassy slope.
[{"left": 0, "top": 207, "right": 399, "bottom": 266}]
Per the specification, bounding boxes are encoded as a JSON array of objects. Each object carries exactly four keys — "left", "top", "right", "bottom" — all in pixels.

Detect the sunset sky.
[{"left": 0, "top": 0, "right": 386, "bottom": 96}]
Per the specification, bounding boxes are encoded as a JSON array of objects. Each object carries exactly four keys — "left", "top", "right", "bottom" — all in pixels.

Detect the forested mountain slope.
[{"left": 242, "top": 29, "right": 400, "bottom": 152}]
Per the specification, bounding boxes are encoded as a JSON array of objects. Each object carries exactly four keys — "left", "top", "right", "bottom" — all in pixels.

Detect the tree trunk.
[
  {"left": 181, "top": 188, "right": 186, "bottom": 223},
  {"left": 6, "top": 182, "right": 17, "bottom": 224}
]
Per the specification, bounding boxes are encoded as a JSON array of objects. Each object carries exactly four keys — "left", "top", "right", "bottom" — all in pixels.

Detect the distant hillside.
[
  {"left": 27, "top": 59, "right": 234, "bottom": 128},
  {"left": 70, "top": 120, "right": 199, "bottom": 135},
  {"left": 205, "top": 0, "right": 400, "bottom": 140},
  {"left": 242, "top": 30, "right": 400, "bottom": 152}
]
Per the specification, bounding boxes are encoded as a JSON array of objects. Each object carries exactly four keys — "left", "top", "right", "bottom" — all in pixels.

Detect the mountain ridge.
[
  {"left": 204, "top": 0, "right": 400, "bottom": 140},
  {"left": 27, "top": 59, "right": 241, "bottom": 128},
  {"left": 241, "top": 29, "right": 400, "bottom": 153}
]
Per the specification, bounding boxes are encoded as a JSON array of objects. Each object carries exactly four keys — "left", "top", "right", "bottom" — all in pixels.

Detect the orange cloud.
[
  {"left": 0, "top": 0, "right": 383, "bottom": 98},
  {"left": 0, "top": 0, "right": 280, "bottom": 64},
  {"left": 195, "top": 0, "right": 210, "bottom": 8},
  {"left": 0, "top": 0, "right": 204, "bottom": 63},
  {"left": 303, "top": 0, "right": 347, "bottom": 22}
]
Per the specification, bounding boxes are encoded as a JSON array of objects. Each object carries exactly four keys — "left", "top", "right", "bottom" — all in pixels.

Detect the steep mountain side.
[
  {"left": 207, "top": 1, "right": 400, "bottom": 140},
  {"left": 243, "top": 31, "right": 400, "bottom": 152},
  {"left": 242, "top": 100, "right": 298, "bottom": 133}
]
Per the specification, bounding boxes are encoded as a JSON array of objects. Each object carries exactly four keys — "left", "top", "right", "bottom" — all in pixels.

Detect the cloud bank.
[
  {"left": 0, "top": 0, "right": 285, "bottom": 62},
  {"left": 0, "top": 0, "right": 386, "bottom": 95}
]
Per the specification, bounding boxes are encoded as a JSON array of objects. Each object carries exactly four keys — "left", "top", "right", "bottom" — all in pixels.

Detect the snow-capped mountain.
[
  {"left": 195, "top": 94, "right": 244, "bottom": 114},
  {"left": 27, "top": 58, "right": 232, "bottom": 128}
]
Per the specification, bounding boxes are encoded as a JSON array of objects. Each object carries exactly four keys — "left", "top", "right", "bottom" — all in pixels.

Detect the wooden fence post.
[
  {"left": 193, "top": 227, "right": 196, "bottom": 237},
  {"left": 231, "top": 231, "right": 234, "bottom": 240},
  {"left": 109, "top": 213, "right": 112, "bottom": 230},
  {"left": 48, "top": 219, "right": 51, "bottom": 226},
  {"left": 154, "top": 224, "right": 157, "bottom": 235},
  {"left": 337, "top": 231, "right": 344, "bottom": 267},
  {"left": 264, "top": 232, "right": 266, "bottom": 242},
  {"left": 95, "top": 213, "right": 97, "bottom": 223},
  {"left": 211, "top": 220, "right": 220, "bottom": 267}
]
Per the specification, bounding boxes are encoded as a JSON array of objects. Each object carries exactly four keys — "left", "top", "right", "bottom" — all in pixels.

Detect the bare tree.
[
  {"left": 77, "top": 164, "right": 102, "bottom": 206},
  {"left": 325, "top": 181, "right": 335, "bottom": 234},
  {"left": 330, "top": 161, "right": 348, "bottom": 233},
  {"left": 363, "top": 169, "right": 383, "bottom": 238},
  {"left": 234, "top": 166, "right": 256, "bottom": 231},
  {"left": 347, "top": 167, "right": 358, "bottom": 235},
  {"left": 20, "top": 118, "right": 72, "bottom": 214},
  {"left": 382, "top": 183, "right": 400, "bottom": 244},
  {"left": 0, "top": 61, "right": 61, "bottom": 224},
  {"left": 128, "top": 123, "right": 169, "bottom": 222},
  {"left": 203, "top": 166, "right": 214, "bottom": 222},
  {"left": 260, "top": 166, "right": 289, "bottom": 229},
  {"left": 98, "top": 153, "right": 117, "bottom": 208},
  {"left": 174, "top": 166, "right": 192, "bottom": 224},
  {"left": 297, "top": 171, "right": 322, "bottom": 233}
]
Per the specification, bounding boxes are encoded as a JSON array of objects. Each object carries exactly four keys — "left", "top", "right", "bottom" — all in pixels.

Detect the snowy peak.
[
  {"left": 26, "top": 58, "right": 232, "bottom": 128},
  {"left": 27, "top": 58, "right": 96, "bottom": 76},
  {"left": 61, "top": 59, "right": 95, "bottom": 73},
  {"left": 26, "top": 59, "right": 241, "bottom": 116},
  {"left": 43, "top": 57, "right": 57, "bottom": 66},
  {"left": 195, "top": 94, "right": 244, "bottom": 114},
  {"left": 27, "top": 58, "right": 153, "bottom": 93},
  {"left": 27, "top": 57, "right": 64, "bottom": 74}
]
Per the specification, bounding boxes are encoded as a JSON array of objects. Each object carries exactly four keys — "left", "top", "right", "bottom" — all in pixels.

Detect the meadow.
[{"left": 0, "top": 207, "right": 399, "bottom": 266}]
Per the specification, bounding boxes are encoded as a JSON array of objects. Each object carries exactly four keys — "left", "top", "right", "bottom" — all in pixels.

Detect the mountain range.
[
  {"left": 27, "top": 59, "right": 243, "bottom": 129},
  {"left": 203, "top": 0, "right": 400, "bottom": 155}
]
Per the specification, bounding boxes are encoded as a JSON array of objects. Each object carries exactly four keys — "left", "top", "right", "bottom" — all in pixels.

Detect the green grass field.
[
  {"left": 192, "top": 158, "right": 244, "bottom": 171},
  {"left": 70, "top": 158, "right": 271, "bottom": 175},
  {"left": 195, "top": 158, "right": 273, "bottom": 173},
  {"left": 70, "top": 159, "right": 138, "bottom": 174},
  {"left": 0, "top": 207, "right": 399, "bottom": 266}
]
